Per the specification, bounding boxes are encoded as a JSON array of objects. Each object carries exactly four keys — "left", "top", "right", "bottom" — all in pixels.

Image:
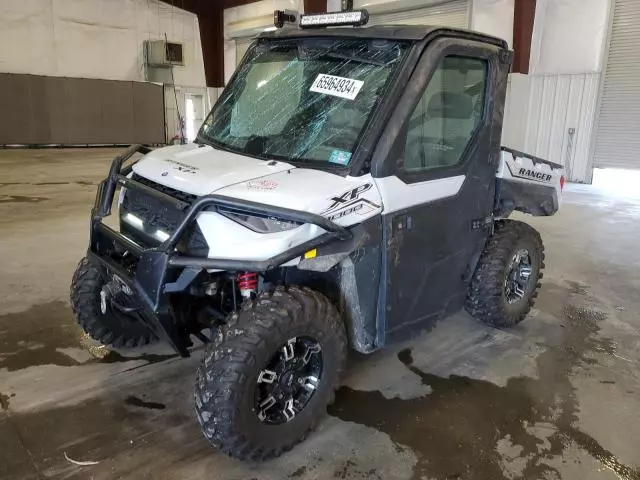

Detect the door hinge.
[{"left": 472, "top": 215, "right": 494, "bottom": 231}]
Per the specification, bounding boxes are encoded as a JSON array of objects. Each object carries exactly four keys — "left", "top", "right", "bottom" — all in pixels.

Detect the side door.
[{"left": 372, "top": 38, "right": 510, "bottom": 341}]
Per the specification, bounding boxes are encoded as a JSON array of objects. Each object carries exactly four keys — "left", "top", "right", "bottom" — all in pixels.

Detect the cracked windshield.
[{"left": 199, "top": 38, "right": 409, "bottom": 165}]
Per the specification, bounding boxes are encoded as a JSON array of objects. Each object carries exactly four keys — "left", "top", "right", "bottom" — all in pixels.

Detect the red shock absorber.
[{"left": 237, "top": 272, "right": 258, "bottom": 298}]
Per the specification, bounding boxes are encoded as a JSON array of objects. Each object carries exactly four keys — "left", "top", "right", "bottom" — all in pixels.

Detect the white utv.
[{"left": 70, "top": 10, "right": 564, "bottom": 461}]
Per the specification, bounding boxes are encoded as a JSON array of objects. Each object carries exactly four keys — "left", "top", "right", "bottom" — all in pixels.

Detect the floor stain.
[
  {"left": 0, "top": 392, "right": 12, "bottom": 411},
  {"left": 0, "top": 181, "right": 95, "bottom": 187},
  {"left": 288, "top": 466, "right": 308, "bottom": 478},
  {"left": 329, "top": 283, "right": 640, "bottom": 480},
  {"left": 0, "top": 195, "right": 48, "bottom": 203},
  {"left": 124, "top": 395, "right": 166, "bottom": 410},
  {"left": 0, "top": 394, "right": 192, "bottom": 477},
  {"left": 332, "top": 459, "right": 383, "bottom": 479},
  {"left": 0, "top": 302, "right": 174, "bottom": 371}
]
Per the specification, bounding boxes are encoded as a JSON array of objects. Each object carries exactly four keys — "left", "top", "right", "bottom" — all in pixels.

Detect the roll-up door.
[
  {"left": 367, "top": 1, "right": 470, "bottom": 29},
  {"left": 593, "top": 0, "right": 640, "bottom": 169}
]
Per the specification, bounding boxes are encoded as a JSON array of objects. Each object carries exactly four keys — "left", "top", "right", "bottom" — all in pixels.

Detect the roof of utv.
[{"left": 259, "top": 25, "right": 508, "bottom": 49}]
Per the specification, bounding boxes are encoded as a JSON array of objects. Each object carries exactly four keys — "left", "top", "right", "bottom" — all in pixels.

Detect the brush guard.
[{"left": 88, "top": 144, "right": 352, "bottom": 356}]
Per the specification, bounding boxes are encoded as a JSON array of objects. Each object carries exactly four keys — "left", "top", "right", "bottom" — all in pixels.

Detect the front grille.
[
  {"left": 132, "top": 174, "right": 198, "bottom": 204},
  {"left": 120, "top": 174, "right": 208, "bottom": 255}
]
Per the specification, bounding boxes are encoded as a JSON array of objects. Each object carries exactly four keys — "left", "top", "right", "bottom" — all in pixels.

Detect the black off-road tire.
[
  {"left": 194, "top": 286, "right": 347, "bottom": 461},
  {"left": 466, "top": 220, "right": 545, "bottom": 327},
  {"left": 70, "top": 257, "right": 158, "bottom": 348}
]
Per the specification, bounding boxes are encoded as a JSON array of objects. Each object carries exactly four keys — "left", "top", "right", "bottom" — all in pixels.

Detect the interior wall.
[
  {"left": 0, "top": 0, "right": 206, "bottom": 86},
  {"left": 503, "top": 73, "right": 600, "bottom": 182},
  {"left": 0, "top": 0, "right": 208, "bottom": 143},
  {"left": 223, "top": 0, "right": 304, "bottom": 84},
  {"left": 502, "top": 0, "right": 612, "bottom": 183},
  {"left": 471, "top": 0, "right": 514, "bottom": 47},
  {"left": 529, "top": 0, "right": 611, "bottom": 75},
  {"left": 0, "top": 73, "right": 165, "bottom": 145}
]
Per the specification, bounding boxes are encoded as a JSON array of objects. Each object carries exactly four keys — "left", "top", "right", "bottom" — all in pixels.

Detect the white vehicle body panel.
[
  {"left": 373, "top": 175, "right": 466, "bottom": 214},
  {"left": 132, "top": 144, "right": 294, "bottom": 196},
  {"left": 125, "top": 144, "right": 562, "bottom": 263},
  {"left": 497, "top": 150, "right": 563, "bottom": 196},
  {"left": 129, "top": 145, "right": 382, "bottom": 261}
]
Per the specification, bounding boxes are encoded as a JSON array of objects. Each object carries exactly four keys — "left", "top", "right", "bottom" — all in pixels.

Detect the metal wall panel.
[
  {"left": 593, "top": 0, "right": 640, "bottom": 169},
  {"left": 0, "top": 73, "right": 165, "bottom": 145},
  {"left": 132, "top": 81, "right": 165, "bottom": 145},
  {"left": 99, "top": 80, "right": 135, "bottom": 145},
  {"left": 503, "top": 72, "right": 601, "bottom": 182},
  {"left": 0, "top": 74, "right": 32, "bottom": 144},
  {"left": 46, "top": 76, "right": 70, "bottom": 144}
]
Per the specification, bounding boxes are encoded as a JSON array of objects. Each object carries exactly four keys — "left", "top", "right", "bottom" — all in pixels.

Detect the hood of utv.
[
  {"left": 132, "top": 144, "right": 294, "bottom": 196},
  {"left": 131, "top": 144, "right": 382, "bottom": 223}
]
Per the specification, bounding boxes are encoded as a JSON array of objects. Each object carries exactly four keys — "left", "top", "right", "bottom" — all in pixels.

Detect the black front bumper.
[{"left": 89, "top": 144, "right": 351, "bottom": 356}]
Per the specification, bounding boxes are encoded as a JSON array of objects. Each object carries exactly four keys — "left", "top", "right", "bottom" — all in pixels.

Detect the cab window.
[{"left": 404, "top": 56, "right": 488, "bottom": 173}]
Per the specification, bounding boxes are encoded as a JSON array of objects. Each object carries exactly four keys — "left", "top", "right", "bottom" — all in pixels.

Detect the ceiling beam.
[
  {"left": 304, "top": 0, "right": 327, "bottom": 14},
  {"left": 165, "top": 0, "right": 261, "bottom": 15}
]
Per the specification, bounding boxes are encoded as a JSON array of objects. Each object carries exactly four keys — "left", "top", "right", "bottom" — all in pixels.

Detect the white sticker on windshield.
[{"left": 310, "top": 74, "right": 364, "bottom": 101}]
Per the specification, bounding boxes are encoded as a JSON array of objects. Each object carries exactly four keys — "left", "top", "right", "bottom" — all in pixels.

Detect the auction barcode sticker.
[{"left": 310, "top": 74, "right": 364, "bottom": 101}]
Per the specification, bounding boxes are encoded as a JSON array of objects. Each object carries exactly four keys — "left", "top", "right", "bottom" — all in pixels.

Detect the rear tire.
[
  {"left": 194, "top": 286, "right": 347, "bottom": 461},
  {"left": 70, "top": 257, "right": 158, "bottom": 348},
  {"left": 466, "top": 220, "right": 544, "bottom": 327}
]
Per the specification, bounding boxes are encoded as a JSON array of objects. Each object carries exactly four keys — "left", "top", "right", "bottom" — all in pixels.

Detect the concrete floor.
[{"left": 1, "top": 148, "right": 639, "bottom": 480}]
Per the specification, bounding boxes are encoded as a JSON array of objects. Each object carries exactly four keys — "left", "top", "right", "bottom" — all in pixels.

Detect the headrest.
[{"left": 427, "top": 92, "right": 473, "bottom": 120}]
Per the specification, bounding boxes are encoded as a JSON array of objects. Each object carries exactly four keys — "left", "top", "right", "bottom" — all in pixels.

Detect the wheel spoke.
[
  {"left": 258, "top": 395, "right": 276, "bottom": 421},
  {"left": 257, "top": 369, "right": 277, "bottom": 384},
  {"left": 282, "top": 398, "right": 296, "bottom": 422},
  {"left": 302, "top": 375, "right": 319, "bottom": 392},
  {"left": 282, "top": 337, "right": 296, "bottom": 362},
  {"left": 99, "top": 289, "right": 108, "bottom": 315},
  {"left": 513, "top": 285, "right": 526, "bottom": 299},
  {"left": 519, "top": 265, "right": 532, "bottom": 280},
  {"left": 302, "top": 344, "right": 321, "bottom": 364}
]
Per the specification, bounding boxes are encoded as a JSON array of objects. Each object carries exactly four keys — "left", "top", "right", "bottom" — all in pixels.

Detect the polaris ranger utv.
[{"left": 70, "top": 10, "right": 564, "bottom": 461}]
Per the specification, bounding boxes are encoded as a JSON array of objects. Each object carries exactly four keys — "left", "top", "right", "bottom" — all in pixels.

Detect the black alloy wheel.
[{"left": 254, "top": 336, "right": 323, "bottom": 425}]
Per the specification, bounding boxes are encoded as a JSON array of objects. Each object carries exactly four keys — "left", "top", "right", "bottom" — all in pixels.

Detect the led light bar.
[{"left": 299, "top": 9, "right": 369, "bottom": 29}]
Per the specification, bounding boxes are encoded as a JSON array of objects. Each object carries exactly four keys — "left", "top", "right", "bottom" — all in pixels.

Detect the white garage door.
[
  {"left": 367, "top": 0, "right": 470, "bottom": 29},
  {"left": 593, "top": 0, "right": 640, "bottom": 169}
]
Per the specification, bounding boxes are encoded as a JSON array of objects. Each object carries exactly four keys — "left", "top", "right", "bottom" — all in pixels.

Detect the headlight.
[{"left": 219, "top": 209, "right": 300, "bottom": 233}]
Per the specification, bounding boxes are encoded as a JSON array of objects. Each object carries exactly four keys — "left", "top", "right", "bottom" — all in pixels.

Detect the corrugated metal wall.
[
  {"left": 367, "top": 1, "right": 470, "bottom": 28},
  {"left": 0, "top": 73, "right": 165, "bottom": 145},
  {"left": 503, "top": 72, "right": 601, "bottom": 183},
  {"left": 593, "top": 0, "right": 640, "bottom": 169}
]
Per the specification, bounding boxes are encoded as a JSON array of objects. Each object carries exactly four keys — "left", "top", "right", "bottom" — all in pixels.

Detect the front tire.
[
  {"left": 194, "top": 286, "right": 347, "bottom": 461},
  {"left": 466, "top": 220, "right": 545, "bottom": 327},
  {"left": 70, "top": 257, "right": 158, "bottom": 348}
]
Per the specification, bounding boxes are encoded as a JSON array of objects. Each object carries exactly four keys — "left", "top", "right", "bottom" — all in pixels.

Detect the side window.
[{"left": 404, "top": 56, "right": 488, "bottom": 173}]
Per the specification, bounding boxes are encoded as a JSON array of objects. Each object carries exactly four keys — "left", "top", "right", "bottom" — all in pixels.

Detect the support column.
[
  {"left": 197, "top": 9, "right": 224, "bottom": 87},
  {"left": 304, "top": 0, "right": 327, "bottom": 14},
  {"left": 512, "top": 0, "right": 536, "bottom": 74}
]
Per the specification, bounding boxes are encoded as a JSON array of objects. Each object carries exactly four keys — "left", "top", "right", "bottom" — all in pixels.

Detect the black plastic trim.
[{"left": 501, "top": 146, "right": 564, "bottom": 170}]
